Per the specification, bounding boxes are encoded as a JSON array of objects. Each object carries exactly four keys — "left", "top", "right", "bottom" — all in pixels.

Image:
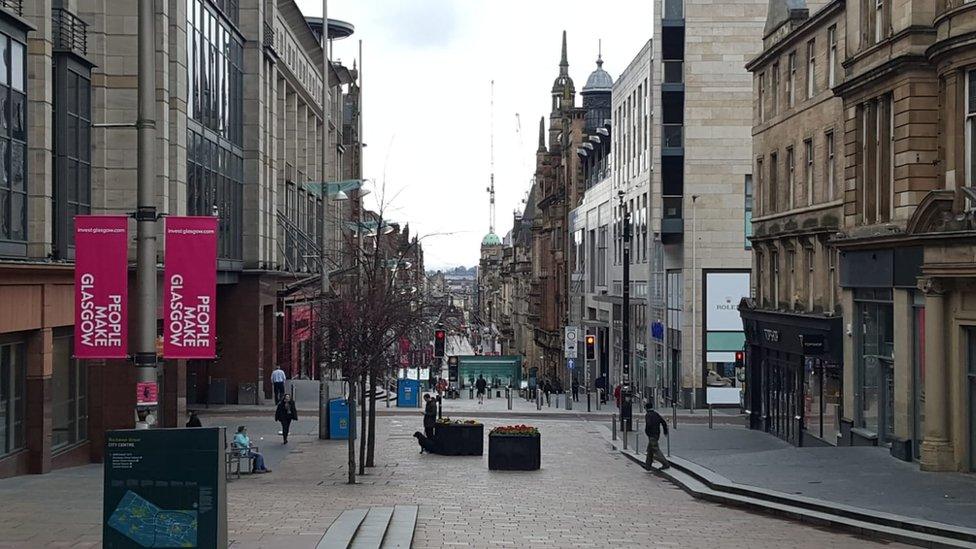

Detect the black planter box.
[
  {"left": 434, "top": 423, "right": 483, "bottom": 456},
  {"left": 488, "top": 434, "right": 540, "bottom": 470}
]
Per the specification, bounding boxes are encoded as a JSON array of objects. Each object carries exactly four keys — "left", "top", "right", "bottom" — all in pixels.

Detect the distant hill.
[{"left": 427, "top": 265, "right": 477, "bottom": 278}]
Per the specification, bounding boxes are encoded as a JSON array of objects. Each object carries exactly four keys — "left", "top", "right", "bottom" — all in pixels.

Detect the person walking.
[
  {"left": 270, "top": 366, "right": 287, "bottom": 404},
  {"left": 185, "top": 411, "right": 202, "bottom": 427},
  {"left": 475, "top": 375, "right": 487, "bottom": 405},
  {"left": 422, "top": 394, "right": 438, "bottom": 442},
  {"left": 571, "top": 379, "right": 580, "bottom": 402},
  {"left": 543, "top": 379, "right": 552, "bottom": 406},
  {"left": 643, "top": 400, "right": 670, "bottom": 470},
  {"left": 275, "top": 393, "right": 298, "bottom": 444}
]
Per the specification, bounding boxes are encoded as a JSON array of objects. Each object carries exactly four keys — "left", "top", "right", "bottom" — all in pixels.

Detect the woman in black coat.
[{"left": 275, "top": 393, "right": 298, "bottom": 443}]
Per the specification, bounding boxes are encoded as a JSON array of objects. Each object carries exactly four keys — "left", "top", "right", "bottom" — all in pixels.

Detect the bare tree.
[{"left": 314, "top": 217, "right": 430, "bottom": 484}]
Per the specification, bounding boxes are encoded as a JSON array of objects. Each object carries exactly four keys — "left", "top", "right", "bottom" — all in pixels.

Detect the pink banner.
[
  {"left": 163, "top": 216, "right": 218, "bottom": 359},
  {"left": 74, "top": 215, "right": 129, "bottom": 359}
]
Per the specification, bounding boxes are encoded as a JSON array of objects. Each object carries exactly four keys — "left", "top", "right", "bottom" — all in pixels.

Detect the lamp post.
[
  {"left": 618, "top": 191, "right": 632, "bottom": 432},
  {"left": 134, "top": 0, "right": 158, "bottom": 428},
  {"left": 691, "top": 194, "right": 700, "bottom": 413}
]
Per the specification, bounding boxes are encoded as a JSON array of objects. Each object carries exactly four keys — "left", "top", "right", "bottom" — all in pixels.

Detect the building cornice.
[{"left": 746, "top": 0, "right": 844, "bottom": 72}]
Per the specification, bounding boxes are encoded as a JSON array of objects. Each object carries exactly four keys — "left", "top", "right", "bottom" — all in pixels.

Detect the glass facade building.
[{"left": 186, "top": 0, "right": 244, "bottom": 262}]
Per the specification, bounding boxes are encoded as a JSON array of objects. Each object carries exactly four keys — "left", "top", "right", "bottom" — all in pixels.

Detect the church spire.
[
  {"left": 537, "top": 116, "right": 546, "bottom": 152},
  {"left": 559, "top": 30, "right": 569, "bottom": 75}
]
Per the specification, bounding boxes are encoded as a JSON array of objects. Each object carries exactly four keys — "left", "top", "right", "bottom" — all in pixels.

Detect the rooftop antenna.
[{"left": 487, "top": 80, "right": 496, "bottom": 234}]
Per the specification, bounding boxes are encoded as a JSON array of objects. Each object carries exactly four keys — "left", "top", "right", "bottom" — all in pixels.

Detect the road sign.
[
  {"left": 567, "top": 358, "right": 575, "bottom": 370},
  {"left": 564, "top": 326, "right": 579, "bottom": 358}
]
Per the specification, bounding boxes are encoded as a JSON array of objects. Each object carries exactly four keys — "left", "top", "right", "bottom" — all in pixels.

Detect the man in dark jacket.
[
  {"left": 644, "top": 400, "right": 670, "bottom": 470},
  {"left": 422, "top": 394, "right": 438, "bottom": 447},
  {"left": 475, "top": 375, "right": 487, "bottom": 404},
  {"left": 275, "top": 394, "right": 298, "bottom": 444}
]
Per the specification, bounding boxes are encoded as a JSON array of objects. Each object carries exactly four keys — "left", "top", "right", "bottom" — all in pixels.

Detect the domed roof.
[
  {"left": 583, "top": 56, "right": 613, "bottom": 93},
  {"left": 481, "top": 232, "right": 502, "bottom": 247}
]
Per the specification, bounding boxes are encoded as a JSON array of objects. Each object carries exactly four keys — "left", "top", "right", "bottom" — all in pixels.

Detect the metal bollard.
[
  {"left": 566, "top": 390, "right": 572, "bottom": 410},
  {"left": 635, "top": 418, "right": 642, "bottom": 455},
  {"left": 709, "top": 404, "right": 714, "bottom": 429},
  {"left": 611, "top": 413, "right": 617, "bottom": 441},
  {"left": 507, "top": 388, "right": 512, "bottom": 410},
  {"left": 537, "top": 390, "right": 542, "bottom": 410},
  {"left": 587, "top": 391, "right": 591, "bottom": 412}
]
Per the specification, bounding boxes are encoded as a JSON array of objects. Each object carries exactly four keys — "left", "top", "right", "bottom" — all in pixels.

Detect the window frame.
[
  {"left": 804, "top": 138, "right": 814, "bottom": 206},
  {"left": 828, "top": 25, "right": 837, "bottom": 88},
  {"left": 0, "top": 30, "right": 28, "bottom": 257},
  {"left": 807, "top": 39, "right": 816, "bottom": 99},
  {"left": 788, "top": 51, "right": 796, "bottom": 107},
  {"left": 786, "top": 146, "right": 795, "bottom": 210},
  {"left": 826, "top": 130, "right": 835, "bottom": 202},
  {"left": 53, "top": 54, "right": 94, "bottom": 260}
]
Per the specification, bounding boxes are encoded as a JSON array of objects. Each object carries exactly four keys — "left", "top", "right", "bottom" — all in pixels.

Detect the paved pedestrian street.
[{"left": 0, "top": 414, "right": 906, "bottom": 548}]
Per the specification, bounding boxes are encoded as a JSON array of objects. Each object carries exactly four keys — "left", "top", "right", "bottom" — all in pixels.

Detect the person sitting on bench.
[{"left": 233, "top": 426, "right": 270, "bottom": 473}]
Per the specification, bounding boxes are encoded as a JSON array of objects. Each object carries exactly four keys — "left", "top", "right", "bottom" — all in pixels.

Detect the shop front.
[{"left": 741, "top": 304, "right": 843, "bottom": 447}]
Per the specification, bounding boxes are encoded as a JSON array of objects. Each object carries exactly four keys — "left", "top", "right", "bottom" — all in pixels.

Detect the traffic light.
[
  {"left": 585, "top": 334, "right": 596, "bottom": 360},
  {"left": 734, "top": 350, "right": 745, "bottom": 369},
  {"left": 434, "top": 329, "right": 446, "bottom": 358}
]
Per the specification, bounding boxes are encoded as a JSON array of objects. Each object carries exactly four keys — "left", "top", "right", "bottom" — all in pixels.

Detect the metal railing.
[
  {"left": 53, "top": 8, "right": 88, "bottom": 55},
  {"left": 263, "top": 21, "right": 276, "bottom": 53},
  {"left": 0, "top": 0, "right": 23, "bottom": 17}
]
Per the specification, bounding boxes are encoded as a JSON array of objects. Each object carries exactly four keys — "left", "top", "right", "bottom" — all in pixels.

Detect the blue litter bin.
[
  {"left": 397, "top": 379, "right": 420, "bottom": 408},
  {"left": 328, "top": 398, "right": 351, "bottom": 439}
]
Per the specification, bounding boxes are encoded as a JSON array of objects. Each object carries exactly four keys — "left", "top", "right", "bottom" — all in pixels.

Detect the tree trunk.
[
  {"left": 366, "top": 369, "right": 377, "bottom": 467},
  {"left": 347, "top": 380, "right": 357, "bottom": 485},
  {"left": 358, "top": 373, "right": 367, "bottom": 476}
]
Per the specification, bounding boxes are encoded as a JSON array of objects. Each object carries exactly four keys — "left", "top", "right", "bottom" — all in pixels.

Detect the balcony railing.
[
  {"left": 53, "top": 8, "right": 88, "bottom": 55},
  {"left": 263, "top": 21, "right": 276, "bottom": 54},
  {"left": 0, "top": 0, "right": 23, "bottom": 17}
]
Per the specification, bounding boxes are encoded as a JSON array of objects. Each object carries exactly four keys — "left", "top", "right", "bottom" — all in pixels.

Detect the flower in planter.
[
  {"left": 489, "top": 425, "right": 540, "bottom": 436},
  {"left": 437, "top": 417, "right": 482, "bottom": 426}
]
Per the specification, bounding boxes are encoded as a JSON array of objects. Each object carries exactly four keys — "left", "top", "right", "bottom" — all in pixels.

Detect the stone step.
[
  {"left": 381, "top": 505, "right": 418, "bottom": 548},
  {"left": 349, "top": 507, "right": 394, "bottom": 549},
  {"left": 316, "top": 508, "right": 368, "bottom": 549},
  {"left": 618, "top": 449, "right": 976, "bottom": 549}
]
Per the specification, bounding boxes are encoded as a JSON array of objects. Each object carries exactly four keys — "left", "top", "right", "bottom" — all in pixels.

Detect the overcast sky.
[{"left": 295, "top": 0, "right": 652, "bottom": 270}]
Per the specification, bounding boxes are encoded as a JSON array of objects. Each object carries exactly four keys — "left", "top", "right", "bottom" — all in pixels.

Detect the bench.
[{"left": 225, "top": 443, "right": 259, "bottom": 479}]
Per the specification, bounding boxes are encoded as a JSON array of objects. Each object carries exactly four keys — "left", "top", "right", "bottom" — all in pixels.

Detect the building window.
[
  {"left": 0, "top": 35, "right": 27, "bottom": 254},
  {"left": 759, "top": 72, "right": 766, "bottom": 123},
  {"left": 828, "top": 26, "right": 837, "bottom": 88},
  {"left": 744, "top": 174, "right": 753, "bottom": 249},
  {"left": 187, "top": 0, "right": 244, "bottom": 262},
  {"left": 0, "top": 338, "right": 26, "bottom": 456},
  {"left": 806, "top": 247, "right": 815, "bottom": 311},
  {"left": 787, "top": 249, "right": 796, "bottom": 308},
  {"left": 756, "top": 157, "right": 764, "bottom": 215},
  {"left": 52, "top": 333, "right": 87, "bottom": 449},
  {"left": 855, "top": 289, "right": 894, "bottom": 438},
  {"left": 875, "top": 0, "right": 886, "bottom": 44},
  {"left": 54, "top": 60, "right": 93, "bottom": 259},
  {"left": 807, "top": 40, "right": 816, "bottom": 99},
  {"left": 756, "top": 250, "right": 764, "bottom": 306},
  {"left": 597, "top": 225, "right": 607, "bottom": 287},
  {"left": 804, "top": 138, "right": 814, "bottom": 205},
  {"left": 664, "top": 0, "right": 683, "bottom": 19},
  {"left": 827, "top": 244, "right": 837, "bottom": 312},
  {"left": 787, "top": 51, "right": 796, "bottom": 107},
  {"left": 967, "top": 70, "right": 976, "bottom": 205},
  {"left": 771, "top": 250, "right": 780, "bottom": 309},
  {"left": 859, "top": 95, "right": 893, "bottom": 224},
  {"left": 826, "top": 131, "right": 835, "bottom": 201},
  {"left": 786, "top": 146, "right": 795, "bottom": 210},
  {"left": 769, "top": 152, "right": 778, "bottom": 214},
  {"left": 771, "top": 63, "right": 779, "bottom": 116}
]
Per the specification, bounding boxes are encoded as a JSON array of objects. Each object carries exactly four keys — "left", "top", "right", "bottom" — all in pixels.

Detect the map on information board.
[{"left": 107, "top": 490, "right": 197, "bottom": 547}]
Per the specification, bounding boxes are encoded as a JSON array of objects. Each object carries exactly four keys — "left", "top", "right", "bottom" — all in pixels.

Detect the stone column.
[
  {"left": 26, "top": 328, "right": 52, "bottom": 474},
  {"left": 919, "top": 278, "right": 954, "bottom": 471}
]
